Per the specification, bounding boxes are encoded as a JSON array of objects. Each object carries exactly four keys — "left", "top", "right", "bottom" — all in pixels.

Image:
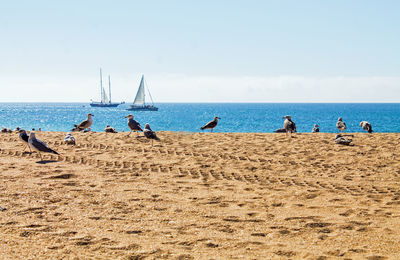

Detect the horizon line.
[{"left": 0, "top": 101, "right": 399, "bottom": 104}]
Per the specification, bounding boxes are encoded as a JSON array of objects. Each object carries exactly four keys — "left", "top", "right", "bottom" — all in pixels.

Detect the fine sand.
[{"left": 0, "top": 131, "right": 399, "bottom": 259}]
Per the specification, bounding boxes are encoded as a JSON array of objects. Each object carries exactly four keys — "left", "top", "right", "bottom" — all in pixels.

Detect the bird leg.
[
  {"left": 127, "top": 131, "right": 132, "bottom": 136},
  {"left": 23, "top": 144, "right": 32, "bottom": 153}
]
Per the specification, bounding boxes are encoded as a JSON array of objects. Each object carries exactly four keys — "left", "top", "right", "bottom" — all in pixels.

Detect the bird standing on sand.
[
  {"left": 1, "top": 127, "right": 12, "bottom": 133},
  {"left": 28, "top": 132, "right": 59, "bottom": 161},
  {"left": 312, "top": 124, "right": 320, "bottom": 133},
  {"left": 73, "top": 113, "right": 94, "bottom": 132},
  {"left": 19, "top": 129, "right": 32, "bottom": 153},
  {"left": 200, "top": 117, "right": 221, "bottom": 133},
  {"left": 283, "top": 115, "right": 296, "bottom": 136},
  {"left": 360, "top": 121, "right": 373, "bottom": 133},
  {"left": 274, "top": 128, "right": 287, "bottom": 133},
  {"left": 125, "top": 114, "right": 143, "bottom": 136},
  {"left": 336, "top": 117, "right": 347, "bottom": 133},
  {"left": 63, "top": 133, "right": 76, "bottom": 145},
  {"left": 105, "top": 125, "right": 118, "bottom": 133},
  {"left": 334, "top": 134, "right": 352, "bottom": 145},
  {"left": 143, "top": 123, "right": 160, "bottom": 146}
]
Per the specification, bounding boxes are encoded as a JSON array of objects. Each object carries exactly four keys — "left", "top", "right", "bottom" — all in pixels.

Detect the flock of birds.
[
  {"left": 1, "top": 114, "right": 373, "bottom": 162},
  {"left": 275, "top": 116, "right": 373, "bottom": 135},
  {"left": 278, "top": 115, "right": 373, "bottom": 145}
]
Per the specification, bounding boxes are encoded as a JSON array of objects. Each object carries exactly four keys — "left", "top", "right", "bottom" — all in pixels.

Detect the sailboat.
[
  {"left": 90, "top": 68, "right": 124, "bottom": 107},
  {"left": 127, "top": 75, "right": 158, "bottom": 111}
]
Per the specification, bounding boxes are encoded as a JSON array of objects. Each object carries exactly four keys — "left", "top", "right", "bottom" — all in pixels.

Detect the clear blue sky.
[{"left": 1, "top": 0, "right": 399, "bottom": 102}]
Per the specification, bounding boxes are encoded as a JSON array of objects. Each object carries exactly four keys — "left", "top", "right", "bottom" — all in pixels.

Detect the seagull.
[
  {"left": 28, "top": 132, "right": 59, "bottom": 161},
  {"left": 360, "top": 121, "right": 373, "bottom": 133},
  {"left": 1, "top": 127, "right": 12, "bottom": 133},
  {"left": 336, "top": 117, "right": 347, "bottom": 132},
  {"left": 125, "top": 114, "right": 143, "bottom": 136},
  {"left": 274, "top": 128, "right": 287, "bottom": 133},
  {"left": 73, "top": 113, "right": 94, "bottom": 132},
  {"left": 63, "top": 133, "right": 76, "bottom": 145},
  {"left": 19, "top": 129, "right": 32, "bottom": 153},
  {"left": 105, "top": 125, "right": 118, "bottom": 133},
  {"left": 143, "top": 123, "right": 160, "bottom": 146},
  {"left": 200, "top": 117, "right": 221, "bottom": 132},
  {"left": 312, "top": 124, "right": 320, "bottom": 133},
  {"left": 334, "top": 134, "right": 352, "bottom": 145},
  {"left": 283, "top": 115, "right": 296, "bottom": 136}
]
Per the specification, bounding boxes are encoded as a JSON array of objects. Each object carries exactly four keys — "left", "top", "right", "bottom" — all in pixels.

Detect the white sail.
[
  {"left": 133, "top": 75, "right": 145, "bottom": 105},
  {"left": 102, "top": 87, "right": 109, "bottom": 103}
]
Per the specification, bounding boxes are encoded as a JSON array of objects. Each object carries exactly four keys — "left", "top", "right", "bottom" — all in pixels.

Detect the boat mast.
[
  {"left": 108, "top": 75, "right": 111, "bottom": 103},
  {"left": 99, "top": 68, "right": 103, "bottom": 103}
]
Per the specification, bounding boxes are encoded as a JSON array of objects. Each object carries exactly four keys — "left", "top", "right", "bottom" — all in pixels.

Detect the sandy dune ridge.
[{"left": 0, "top": 131, "right": 399, "bottom": 259}]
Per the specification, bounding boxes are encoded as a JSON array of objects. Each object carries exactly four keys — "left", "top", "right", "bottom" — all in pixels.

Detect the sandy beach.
[{"left": 0, "top": 131, "right": 399, "bottom": 259}]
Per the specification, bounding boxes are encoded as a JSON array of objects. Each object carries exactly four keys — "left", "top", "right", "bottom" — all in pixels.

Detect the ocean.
[{"left": 0, "top": 103, "right": 399, "bottom": 133}]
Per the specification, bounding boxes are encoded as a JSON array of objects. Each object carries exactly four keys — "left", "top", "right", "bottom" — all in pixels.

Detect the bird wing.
[
  {"left": 337, "top": 121, "right": 346, "bottom": 129},
  {"left": 77, "top": 119, "right": 90, "bottom": 129},
  {"left": 31, "top": 138, "right": 59, "bottom": 154},
  {"left": 144, "top": 129, "right": 160, "bottom": 140},
  {"left": 275, "top": 128, "right": 286, "bottom": 133},
  {"left": 201, "top": 120, "right": 217, "bottom": 129},
  {"left": 284, "top": 119, "right": 296, "bottom": 132},
  {"left": 364, "top": 123, "right": 372, "bottom": 132},
  {"left": 335, "top": 137, "right": 352, "bottom": 145},
  {"left": 20, "top": 132, "right": 29, "bottom": 142},
  {"left": 128, "top": 120, "right": 143, "bottom": 131}
]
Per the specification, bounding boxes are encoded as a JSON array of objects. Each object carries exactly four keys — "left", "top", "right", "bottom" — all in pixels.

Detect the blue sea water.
[{"left": 0, "top": 103, "right": 399, "bottom": 133}]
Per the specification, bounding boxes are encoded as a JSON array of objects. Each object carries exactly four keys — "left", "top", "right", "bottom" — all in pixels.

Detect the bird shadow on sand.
[{"left": 36, "top": 160, "right": 58, "bottom": 164}]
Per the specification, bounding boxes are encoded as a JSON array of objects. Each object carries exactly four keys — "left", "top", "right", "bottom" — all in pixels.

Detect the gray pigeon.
[{"left": 312, "top": 124, "right": 320, "bottom": 133}]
